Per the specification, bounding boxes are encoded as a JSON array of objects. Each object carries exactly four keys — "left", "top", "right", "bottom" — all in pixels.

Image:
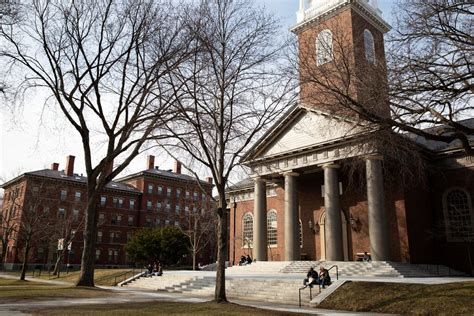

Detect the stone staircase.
[
  {"left": 226, "top": 261, "right": 292, "bottom": 275},
  {"left": 280, "top": 261, "right": 402, "bottom": 277},
  {"left": 126, "top": 273, "right": 315, "bottom": 306}
]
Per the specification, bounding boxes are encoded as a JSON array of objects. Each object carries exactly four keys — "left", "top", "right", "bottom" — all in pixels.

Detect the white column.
[
  {"left": 253, "top": 178, "right": 267, "bottom": 261},
  {"left": 366, "top": 155, "right": 390, "bottom": 261},
  {"left": 284, "top": 172, "right": 300, "bottom": 261},
  {"left": 323, "top": 163, "right": 344, "bottom": 261}
]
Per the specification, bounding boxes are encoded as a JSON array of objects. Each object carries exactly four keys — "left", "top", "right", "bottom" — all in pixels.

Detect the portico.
[{"left": 239, "top": 106, "right": 391, "bottom": 262}]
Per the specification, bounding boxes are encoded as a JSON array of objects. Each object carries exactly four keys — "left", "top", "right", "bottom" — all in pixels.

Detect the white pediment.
[{"left": 260, "top": 110, "right": 359, "bottom": 158}]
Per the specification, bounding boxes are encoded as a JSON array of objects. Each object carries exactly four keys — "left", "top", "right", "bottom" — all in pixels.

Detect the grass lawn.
[
  {"left": 319, "top": 281, "right": 474, "bottom": 315},
  {"left": 0, "top": 279, "right": 114, "bottom": 304},
  {"left": 31, "top": 301, "right": 308, "bottom": 316},
  {"left": 3, "top": 268, "right": 139, "bottom": 286}
]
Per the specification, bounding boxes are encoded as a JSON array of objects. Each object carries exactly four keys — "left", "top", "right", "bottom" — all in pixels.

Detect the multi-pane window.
[
  {"left": 58, "top": 208, "right": 65, "bottom": 219},
  {"left": 75, "top": 191, "right": 81, "bottom": 202},
  {"left": 158, "top": 186, "right": 163, "bottom": 195},
  {"left": 175, "top": 205, "right": 180, "bottom": 214},
  {"left": 167, "top": 188, "right": 172, "bottom": 197},
  {"left": 37, "top": 247, "right": 45, "bottom": 260},
  {"left": 72, "top": 209, "right": 79, "bottom": 222},
  {"left": 148, "top": 184, "right": 153, "bottom": 194},
  {"left": 97, "top": 231, "right": 103, "bottom": 242},
  {"left": 100, "top": 196, "right": 106, "bottom": 206},
  {"left": 267, "top": 210, "right": 278, "bottom": 246},
  {"left": 111, "top": 214, "right": 121, "bottom": 225},
  {"left": 99, "top": 213, "right": 105, "bottom": 223},
  {"left": 186, "top": 191, "right": 190, "bottom": 199},
  {"left": 364, "top": 29, "right": 376, "bottom": 64},
  {"left": 128, "top": 215, "right": 134, "bottom": 226},
  {"left": 193, "top": 192, "right": 198, "bottom": 201},
  {"left": 156, "top": 218, "right": 161, "bottom": 226},
  {"left": 166, "top": 203, "right": 171, "bottom": 211},
  {"left": 157, "top": 202, "right": 162, "bottom": 210},
  {"left": 95, "top": 249, "right": 101, "bottom": 261},
  {"left": 146, "top": 216, "right": 152, "bottom": 226},
  {"left": 108, "top": 249, "right": 118, "bottom": 262},
  {"left": 165, "top": 219, "right": 170, "bottom": 225},
  {"left": 127, "top": 232, "right": 133, "bottom": 242},
  {"left": 316, "top": 29, "right": 333, "bottom": 66},
  {"left": 185, "top": 206, "right": 189, "bottom": 213},
  {"left": 113, "top": 197, "right": 123, "bottom": 208},
  {"left": 174, "top": 221, "right": 179, "bottom": 227},
  {"left": 147, "top": 200, "right": 152, "bottom": 210},
  {"left": 110, "top": 232, "right": 120, "bottom": 243},
  {"left": 444, "top": 189, "right": 474, "bottom": 241},
  {"left": 242, "top": 213, "right": 253, "bottom": 248},
  {"left": 60, "top": 190, "right": 67, "bottom": 201},
  {"left": 129, "top": 199, "right": 135, "bottom": 210},
  {"left": 176, "top": 189, "right": 181, "bottom": 198}
]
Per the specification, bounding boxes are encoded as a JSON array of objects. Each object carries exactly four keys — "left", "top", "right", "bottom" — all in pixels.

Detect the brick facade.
[{"left": 0, "top": 155, "right": 215, "bottom": 269}]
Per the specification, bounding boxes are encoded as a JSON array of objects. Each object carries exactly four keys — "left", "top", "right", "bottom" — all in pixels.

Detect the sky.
[{"left": 0, "top": 0, "right": 395, "bottom": 186}]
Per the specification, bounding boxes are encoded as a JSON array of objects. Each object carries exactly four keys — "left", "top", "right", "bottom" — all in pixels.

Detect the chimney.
[
  {"left": 206, "top": 177, "right": 213, "bottom": 184},
  {"left": 51, "top": 163, "right": 59, "bottom": 171},
  {"left": 65, "top": 155, "right": 75, "bottom": 177},
  {"left": 173, "top": 160, "right": 182, "bottom": 174},
  {"left": 147, "top": 155, "right": 155, "bottom": 170}
]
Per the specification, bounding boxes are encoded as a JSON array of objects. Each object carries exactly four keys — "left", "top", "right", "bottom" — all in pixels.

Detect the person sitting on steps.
[
  {"left": 302, "top": 267, "right": 318, "bottom": 289},
  {"left": 246, "top": 254, "right": 252, "bottom": 265},
  {"left": 363, "top": 251, "right": 372, "bottom": 262},
  {"left": 318, "top": 266, "right": 331, "bottom": 288}
]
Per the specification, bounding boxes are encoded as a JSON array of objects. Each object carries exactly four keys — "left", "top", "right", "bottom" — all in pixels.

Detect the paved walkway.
[{"left": 0, "top": 272, "right": 472, "bottom": 315}]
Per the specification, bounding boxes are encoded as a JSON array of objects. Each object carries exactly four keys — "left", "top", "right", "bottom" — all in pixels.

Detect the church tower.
[{"left": 291, "top": 0, "right": 391, "bottom": 117}]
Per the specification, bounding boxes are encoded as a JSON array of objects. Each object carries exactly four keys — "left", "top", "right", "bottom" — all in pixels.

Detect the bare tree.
[
  {"left": 0, "top": 186, "right": 20, "bottom": 267},
  {"left": 296, "top": 0, "right": 473, "bottom": 155},
  {"left": 0, "top": 0, "right": 189, "bottom": 286},
  {"left": 17, "top": 183, "right": 54, "bottom": 281},
  {"left": 51, "top": 206, "right": 85, "bottom": 276},
  {"left": 179, "top": 201, "right": 216, "bottom": 271},
  {"left": 160, "top": 0, "right": 296, "bottom": 302}
]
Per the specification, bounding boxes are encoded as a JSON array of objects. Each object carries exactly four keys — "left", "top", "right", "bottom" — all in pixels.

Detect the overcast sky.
[{"left": 0, "top": 0, "right": 395, "bottom": 185}]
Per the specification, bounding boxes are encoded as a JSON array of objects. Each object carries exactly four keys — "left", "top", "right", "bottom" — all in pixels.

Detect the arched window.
[
  {"left": 242, "top": 213, "right": 254, "bottom": 247},
  {"left": 316, "top": 30, "right": 333, "bottom": 66},
  {"left": 267, "top": 210, "right": 278, "bottom": 246},
  {"left": 364, "top": 29, "right": 376, "bottom": 64},
  {"left": 443, "top": 189, "right": 474, "bottom": 241}
]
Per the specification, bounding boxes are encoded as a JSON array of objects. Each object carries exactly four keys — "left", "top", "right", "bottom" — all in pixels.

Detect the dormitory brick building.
[
  {"left": 0, "top": 155, "right": 214, "bottom": 269},
  {"left": 227, "top": 0, "right": 474, "bottom": 275}
]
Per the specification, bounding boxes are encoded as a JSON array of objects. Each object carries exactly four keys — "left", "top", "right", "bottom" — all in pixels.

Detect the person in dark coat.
[{"left": 303, "top": 267, "right": 318, "bottom": 288}]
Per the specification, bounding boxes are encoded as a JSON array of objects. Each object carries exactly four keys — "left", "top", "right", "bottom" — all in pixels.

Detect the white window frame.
[{"left": 316, "top": 29, "right": 333, "bottom": 66}]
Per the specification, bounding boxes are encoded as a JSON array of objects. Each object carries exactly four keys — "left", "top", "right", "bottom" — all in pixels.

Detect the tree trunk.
[
  {"left": 76, "top": 187, "right": 100, "bottom": 287},
  {"left": 53, "top": 249, "right": 64, "bottom": 276},
  {"left": 20, "top": 240, "right": 30, "bottom": 281},
  {"left": 214, "top": 188, "right": 228, "bottom": 303}
]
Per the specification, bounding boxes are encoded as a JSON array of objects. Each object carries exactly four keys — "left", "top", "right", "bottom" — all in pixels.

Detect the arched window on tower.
[
  {"left": 443, "top": 188, "right": 474, "bottom": 242},
  {"left": 364, "top": 29, "right": 376, "bottom": 64},
  {"left": 316, "top": 29, "right": 333, "bottom": 66},
  {"left": 242, "top": 213, "right": 254, "bottom": 248},
  {"left": 267, "top": 210, "right": 278, "bottom": 246}
]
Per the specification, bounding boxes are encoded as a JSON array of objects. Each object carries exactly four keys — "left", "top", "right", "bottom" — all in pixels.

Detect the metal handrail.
[
  {"left": 113, "top": 268, "right": 143, "bottom": 286},
  {"left": 327, "top": 265, "right": 339, "bottom": 280},
  {"left": 298, "top": 265, "right": 339, "bottom": 308},
  {"left": 298, "top": 285, "right": 319, "bottom": 308}
]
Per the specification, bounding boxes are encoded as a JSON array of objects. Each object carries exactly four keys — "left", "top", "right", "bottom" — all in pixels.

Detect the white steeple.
[{"left": 293, "top": 0, "right": 387, "bottom": 31}]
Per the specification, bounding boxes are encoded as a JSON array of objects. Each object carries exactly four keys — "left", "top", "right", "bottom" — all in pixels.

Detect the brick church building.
[
  {"left": 227, "top": 0, "right": 474, "bottom": 274},
  {"left": 1, "top": 155, "right": 214, "bottom": 269}
]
